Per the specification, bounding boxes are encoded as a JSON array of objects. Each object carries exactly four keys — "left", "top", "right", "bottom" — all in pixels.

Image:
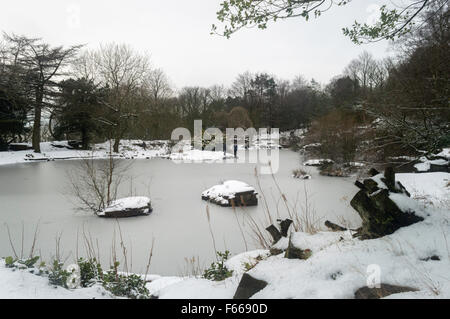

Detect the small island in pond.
[
  {"left": 202, "top": 180, "right": 258, "bottom": 207},
  {"left": 98, "top": 196, "right": 153, "bottom": 218}
]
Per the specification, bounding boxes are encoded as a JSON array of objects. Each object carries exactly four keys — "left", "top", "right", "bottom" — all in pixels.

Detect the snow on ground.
[
  {"left": 154, "top": 277, "right": 238, "bottom": 299},
  {"left": 0, "top": 133, "right": 297, "bottom": 166},
  {"left": 437, "top": 148, "right": 450, "bottom": 160},
  {"left": 0, "top": 260, "right": 111, "bottom": 299},
  {"left": 397, "top": 172, "right": 450, "bottom": 207},
  {"left": 147, "top": 250, "right": 270, "bottom": 299},
  {"left": 170, "top": 149, "right": 234, "bottom": 162},
  {"left": 414, "top": 156, "right": 449, "bottom": 172},
  {"left": 250, "top": 213, "right": 450, "bottom": 299},
  {"left": 0, "top": 140, "right": 169, "bottom": 166},
  {"left": 0, "top": 140, "right": 238, "bottom": 166}
]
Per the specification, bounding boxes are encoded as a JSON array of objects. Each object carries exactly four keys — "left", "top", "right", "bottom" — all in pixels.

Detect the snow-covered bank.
[
  {"left": 0, "top": 260, "right": 111, "bottom": 299},
  {"left": 0, "top": 140, "right": 168, "bottom": 166},
  {"left": 148, "top": 171, "right": 450, "bottom": 299},
  {"left": 0, "top": 140, "right": 237, "bottom": 166}
]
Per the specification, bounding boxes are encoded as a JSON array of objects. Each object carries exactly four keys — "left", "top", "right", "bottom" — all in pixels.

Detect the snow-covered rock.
[
  {"left": 98, "top": 196, "right": 152, "bottom": 218},
  {"left": 414, "top": 157, "right": 449, "bottom": 173},
  {"left": 201, "top": 180, "right": 258, "bottom": 207}
]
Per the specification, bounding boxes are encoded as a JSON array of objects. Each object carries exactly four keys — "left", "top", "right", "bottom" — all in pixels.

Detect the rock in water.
[
  {"left": 233, "top": 273, "right": 268, "bottom": 299},
  {"left": 98, "top": 196, "right": 153, "bottom": 218},
  {"left": 201, "top": 180, "right": 258, "bottom": 207},
  {"left": 350, "top": 167, "right": 423, "bottom": 239}
]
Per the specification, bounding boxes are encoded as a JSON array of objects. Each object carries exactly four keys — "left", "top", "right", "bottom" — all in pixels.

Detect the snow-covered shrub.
[
  {"left": 4, "top": 256, "right": 40, "bottom": 269},
  {"left": 102, "top": 263, "right": 149, "bottom": 299},
  {"left": 48, "top": 260, "right": 71, "bottom": 288},
  {"left": 203, "top": 251, "right": 233, "bottom": 281},
  {"left": 77, "top": 258, "right": 103, "bottom": 288}
]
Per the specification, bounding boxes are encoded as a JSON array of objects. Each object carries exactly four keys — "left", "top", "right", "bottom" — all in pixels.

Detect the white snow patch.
[
  {"left": 396, "top": 172, "right": 450, "bottom": 207},
  {"left": 225, "top": 250, "right": 270, "bottom": 275},
  {"left": 291, "top": 231, "right": 354, "bottom": 253},
  {"left": 414, "top": 157, "right": 448, "bottom": 172},
  {"left": 0, "top": 260, "right": 111, "bottom": 299}
]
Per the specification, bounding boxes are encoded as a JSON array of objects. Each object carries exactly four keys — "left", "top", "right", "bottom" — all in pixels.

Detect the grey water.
[{"left": 0, "top": 150, "right": 361, "bottom": 275}]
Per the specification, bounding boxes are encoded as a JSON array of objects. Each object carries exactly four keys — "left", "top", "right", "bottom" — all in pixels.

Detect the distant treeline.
[{"left": 0, "top": 4, "right": 448, "bottom": 161}]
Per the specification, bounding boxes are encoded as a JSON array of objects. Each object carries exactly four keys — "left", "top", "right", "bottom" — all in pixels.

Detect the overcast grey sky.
[{"left": 0, "top": 0, "right": 395, "bottom": 89}]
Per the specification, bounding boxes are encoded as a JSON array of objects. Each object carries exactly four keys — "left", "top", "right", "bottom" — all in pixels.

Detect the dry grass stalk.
[
  {"left": 205, "top": 205, "right": 219, "bottom": 259},
  {"left": 240, "top": 163, "right": 322, "bottom": 249}
]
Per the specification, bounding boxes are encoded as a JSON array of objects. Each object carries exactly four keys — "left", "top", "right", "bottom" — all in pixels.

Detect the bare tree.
[
  {"left": 344, "top": 51, "right": 382, "bottom": 92},
  {"left": 144, "top": 68, "right": 172, "bottom": 107},
  {"left": 229, "top": 71, "right": 253, "bottom": 100},
  {"left": 68, "top": 144, "right": 131, "bottom": 214},
  {"left": 365, "top": 3, "right": 449, "bottom": 158},
  {"left": 79, "top": 43, "right": 151, "bottom": 152}
]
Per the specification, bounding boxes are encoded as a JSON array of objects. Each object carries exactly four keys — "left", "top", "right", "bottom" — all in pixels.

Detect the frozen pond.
[{"left": 0, "top": 150, "right": 361, "bottom": 275}]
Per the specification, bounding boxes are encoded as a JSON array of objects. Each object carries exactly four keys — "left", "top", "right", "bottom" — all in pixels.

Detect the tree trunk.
[
  {"left": 113, "top": 137, "right": 120, "bottom": 153},
  {"left": 32, "top": 88, "right": 43, "bottom": 153},
  {"left": 81, "top": 128, "right": 89, "bottom": 150}
]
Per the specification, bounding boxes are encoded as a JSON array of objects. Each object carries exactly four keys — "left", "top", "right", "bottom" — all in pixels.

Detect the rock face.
[
  {"left": 98, "top": 196, "right": 153, "bottom": 218},
  {"left": 201, "top": 180, "right": 258, "bottom": 207},
  {"left": 354, "top": 284, "right": 418, "bottom": 299},
  {"left": 233, "top": 273, "right": 268, "bottom": 299},
  {"left": 351, "top": 167, "right": 423, "bottom": 239}
]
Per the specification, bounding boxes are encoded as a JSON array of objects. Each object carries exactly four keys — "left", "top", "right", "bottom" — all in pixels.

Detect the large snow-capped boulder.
[
  {"left": 201, "top": 180, "right": 258, "bottom": 207},
  {"left": 98, "top": 196, "right": 153, "bottom": 218}
]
